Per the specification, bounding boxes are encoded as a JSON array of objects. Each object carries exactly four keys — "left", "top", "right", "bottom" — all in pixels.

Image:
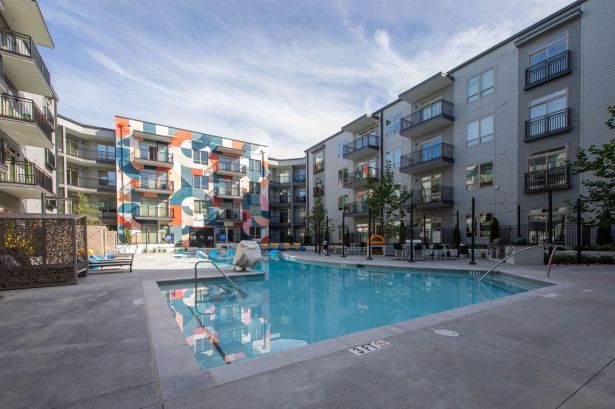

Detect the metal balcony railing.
[
  {"left": 526, "top": 51, "right": 570, "bottom": 88},
  {"left": 0, "top": 94, "right": 53, "bottom": 143},
  {"left": 270, "top": 175, "right": 291, "bottom": 184},
  {"left": 270, "top": 195, "right": 291, "bottom": 204},
  {"left": 136, "top": 179, "right": 174, "bottom": 191},
  {"left": 66, "top": 146, "right": 115, "bottom": 162},
  {"left": 343, "top": 133, "right": 378, "bottom": 157},
  {"left": 215, "top": 184, "right": 241, "bottom": 197},
  {"left": 0, "top": 27, "right": 51, "bottom": 88},
  {"left": 293, "top": 195, "right": 307, "bottom": 203},
  {"left": 45, "top": 149, "right": 55, "bottom": 170},
  {"left": 526, "top": 108, "right": 569, "bottom": 141},
  {"left": 0, "top": 160, "right": 52, "bottom": 193},
  {"left": 343, "top": 167, "right": 378, "bottom": 186},
  {"left": 134, "top": 206, "right": 174, "bottom": 218},
  {"left": 134, "top": 149, "right": 173, "bottom": 164},
  {"left": 524, "top": 165, "right": 570, "bottom": 193},
  {"left": 413, "top": 186, "right": 454, "bottom": 206},
  {"left": 346, "top": 201, "right": 369, "bottom": 215},
  {"left": 400, "top": 143, "right": 454, "bottom": 170},
  {"left": 401, "top": 100, "right": 454, "bottom": 131},
  {"left": 217, "top": 160, "right": 246, "bottom": 174},
  {"left": 217, "top": 209, "right": 242, "bottom": 221}
]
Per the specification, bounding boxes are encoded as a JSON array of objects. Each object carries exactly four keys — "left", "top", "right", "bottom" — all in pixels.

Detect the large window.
[
  {"left": 249, "top": 181, "right": 261, "bottom": 194},
  {"left": 466, "top": 162, "right": 493, "bottom": 190},
  {"left": 193, "top": 149, "right": 208, "bottom": 165},
  {"left": 97, "top": 144, "right": 114, "bottom": 161},
  {"left": 467, "top": 115, "right": 494, "bottom": 146},
  {"left": 530, "top": 90, "right": 567, "bottom": 120},
  {"left": 529, "top": 32, "right": 567, "bottom": 67},
  {"left": 467, "top": 69, "right": 494, "bottom": 102},
  {"left": 385, "top": 113, "right": 401, "bottom": 137},
  {"left": 528, "top": 148, "right": 567, "bottom": 172},
  {"left": 249, "top": 159, "right": 262, "bottom": 173},
  {"left": 193, "top": 175, "right": 208, "bottom": 189},
  {"left": 385, "top": 148, "right": 401, "bottom": 168},
  {"left": 194, "top": 200, "right": 208, "bottom": 215}
]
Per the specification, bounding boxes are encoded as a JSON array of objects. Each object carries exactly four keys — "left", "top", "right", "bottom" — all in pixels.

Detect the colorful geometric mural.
[{"left": 115, "top": 116, "right": 269, "bottom": 246}]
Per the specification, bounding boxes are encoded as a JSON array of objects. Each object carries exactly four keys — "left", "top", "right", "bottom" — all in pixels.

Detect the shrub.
[{"left": 546, "top": 253, "right": 615, "bottom": 265}]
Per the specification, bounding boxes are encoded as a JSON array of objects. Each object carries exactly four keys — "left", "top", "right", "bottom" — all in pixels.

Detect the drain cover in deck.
[{"left": 434, "top": 329, "right": 459, "bottom": 337}]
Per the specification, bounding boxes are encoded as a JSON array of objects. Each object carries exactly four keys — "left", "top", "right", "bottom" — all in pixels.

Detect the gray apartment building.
[
  {"left": 0, "top": 0, "right": 57, "bottom": 214},
  {"left": 306, "top": 0, "right": 615, "bottom": 247},
  {"left": 268, "top": 157, "right": 307, "bottom": 243}
]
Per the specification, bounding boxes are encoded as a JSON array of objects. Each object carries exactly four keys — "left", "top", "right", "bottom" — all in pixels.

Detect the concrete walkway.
[{"left": 0, "top": 253, "right": 614, "bottom": 408}]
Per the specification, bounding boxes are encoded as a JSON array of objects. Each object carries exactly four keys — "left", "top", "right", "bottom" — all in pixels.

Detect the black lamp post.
[
  {"left": 470, "top": 197, "right": 476, "bottom": 265},
  {"left": 341, "top": 204, "right": 346, "bottom": 257}
]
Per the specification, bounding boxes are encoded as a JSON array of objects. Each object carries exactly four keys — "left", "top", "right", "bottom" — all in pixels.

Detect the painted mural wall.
[{"left": 115, "top": 116, "right": 269, "bottom": 246}]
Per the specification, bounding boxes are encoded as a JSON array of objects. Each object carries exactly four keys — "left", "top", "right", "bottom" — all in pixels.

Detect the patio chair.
[
  {"left": 208, "top": 249, "right": 219, "bottom": 262},
  {"left": 226, "top": 249, "right": 236, "bottom": 263}
]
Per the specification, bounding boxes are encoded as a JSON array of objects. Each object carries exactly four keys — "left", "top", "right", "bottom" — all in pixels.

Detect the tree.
[
  {"left": 452, "top": 221, "right": 461, "bottom": 248},
  {"left": 308, "top": 197, "right": 325, "bottom": 250},
  {"left": 366, "top": 160, "right": 411, "bottom": 243},
  {"left": 73, "top": 193, "right": 102, "bottom": 225},
  {"left": 574, "top": 106, "right": 615, "bottom": 239},
  {"left": 489, "top": 216, "right": 500, "bottom": 242}
]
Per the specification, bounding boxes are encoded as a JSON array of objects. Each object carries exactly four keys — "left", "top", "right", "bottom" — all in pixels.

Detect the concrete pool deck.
[{"left": 0, "top": 252, "right": 614, "bottom": 408}]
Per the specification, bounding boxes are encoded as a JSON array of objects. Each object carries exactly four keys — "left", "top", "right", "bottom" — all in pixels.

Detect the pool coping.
[{"left": 141, "top": 258, "right": 569, "bottom": 399}]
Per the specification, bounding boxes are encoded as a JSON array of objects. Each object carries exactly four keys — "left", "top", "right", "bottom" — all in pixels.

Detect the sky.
[{"left": 40, "top": 0, "right": 573, "bottom": 158}]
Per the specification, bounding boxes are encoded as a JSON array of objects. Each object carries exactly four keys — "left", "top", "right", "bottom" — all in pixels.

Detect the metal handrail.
[
  {"left": 546, "top": 246, "right": 562, "bottom": 278},
  {"left": 194, "top": 259, "right": 243, "bottom": 295},
  {"left": 479, "top": 245, "right": 544, "bottom": 282}
]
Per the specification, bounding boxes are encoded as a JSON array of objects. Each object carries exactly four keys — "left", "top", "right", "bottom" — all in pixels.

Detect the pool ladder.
[
  {"left": 194, "top": 260, "right": 245, "bottom": 296},
  {"left": 478, "top": 245, "right": 561, "bottom": 282}
]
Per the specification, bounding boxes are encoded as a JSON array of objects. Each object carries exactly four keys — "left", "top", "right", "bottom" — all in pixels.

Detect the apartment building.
[
  {"left": 268, "top": 157, "right": 306, "bottom": 243},
  {"left": 115, "top": 116, "right": 269, "bottom": 246},
  {"left": 56, "top": 115, "right": 117, "bottom": 228},
  {"left": 306, "top": 0, "right": 615, "bottom": 247},
  {"left": 0, "top": 0, "right": 56, "bottom": 213}
]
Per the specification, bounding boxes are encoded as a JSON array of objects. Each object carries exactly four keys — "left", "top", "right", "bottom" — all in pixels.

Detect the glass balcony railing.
[
  {"left": 134, "top": 149, "right": 173, "bottom": 164},
  {"left": 66, "top": 146, "right": 115, "bottom": 162}
]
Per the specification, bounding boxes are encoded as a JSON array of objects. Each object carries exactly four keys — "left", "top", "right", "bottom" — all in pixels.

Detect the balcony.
[
  {"left": 413, "top": 186, "right": 454, "bottom": 209},
  {"left": 0, "top": 160, "right": 53, "bottom": 198},
  {"left": 216, "top": 159, "right": 247, "bottom": 177},
  {"left": 61, "top": 176, "right": 116, "bottom": 194},
  {"left": 270, "top": 216, "right": 291, "bottom": 226},
  {"left": 270, "top": 195, "right": 291, "bottom": 205},
  {"left": 313, "top": 161, "right": 324, "bottom": 174},
  {"left": 99, "top": 207, "right": 117, "bottom": 220},
  {"left": 0, "top": 27, "right": 53, "bottom": 97},
  {"left": 313, "top": 186, "right": 324, "bottom": 197},
  {"left": 400, "top": 100, "right": 454, "bottom": 139},
  {"left": 525, "top": 51, "right": 571, "bottom": 90},
  {"left": 293, "top": 195, "right": 307, "bottom": 204},
  {"left": 215, "top": 183, "right": 242, "bottom": 200},
  {"left": 134, "top": 179, "right": 174, "bottom": 194},
  {"left": 525, "top": 109, "right": 570, "bottom": 141},
  {"left": 343, "top": 167, "right": 378, "bottom": 189},
  {"left": 524, "top": 165, "right": 570, "bottom": 194},
  {"left": 64, "top": 146, "right": 115, "bottom": 166},
  {"left": 45, "top": 149, "right": 55, "bottom": 171},
  {"left": 293, "top": 174, "right": 306, "bottom": 184},
  {"left": 346, "top": 201, "right": 369, "bottom": 216},
  {"left": 270, "top": 175, "right": 291, "bottom": 185},
  {"left": 343, "top": 133, "right": 379, "bottom": 160},
  {"left": 399, "top": 143, "right": 454, "bottom": 174},
  {"left": 216, "top": 208, "right": 242, "bottom": 222},
  {"left": 133, "top": 206, "right": 174, "bottom": 220},
  {"left": 133, "top": 149, "right": 173, "bottom": 168},
  {"left": 0, "top": 94, "right": 53, "bottom": 148}
]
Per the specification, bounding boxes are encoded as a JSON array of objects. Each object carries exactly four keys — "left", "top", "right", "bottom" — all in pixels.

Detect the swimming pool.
[{"left": 157, "top": 258, "right": 542, "bottom": 370}]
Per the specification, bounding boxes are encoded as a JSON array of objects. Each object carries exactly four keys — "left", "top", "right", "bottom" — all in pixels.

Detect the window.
[
  {"left": 385, "top": 113, "right": 401, "bottom": 137},
  {"left": 337, "top": 140, "right": 348, "bottom": 158},
  {"left": 193, "top": 175, "right": 208, "bottom": 189},
  {"left": 193, "top": 149, "right": 208, "bottom": 165},
  {"left": 529, "top": 90, "right": 567, "bottom": 119},
  {"left": 337, "top": 169, "right": 348, "bottom": 184},
  {"left": 249, "top": 159, "right": 262, "bottom": 173},
  {"left": 249, "top": 181, "right": 261, "bottom": 194},
  {"left": 250, "top": 226, "right": 261, "bottom": 239},
  {"left": 466, "top": 162, "right": 493, "bottom": 189},
  {"left": 394, "top": 148, "right": 401, "bottom": 168},
  {"left": 528, "top": 148, "right": 567, "bottom": 172},
  {"left": 467, "top": 68, "right": 494, "bottom": 102},
  {"left": 466, "top": 213, "right": 493, "bottom": 238},
  {"left": 194, "top": 200, "right": 208, "bottom": 215},
  {"left": 529, "top": 32, "right": 567, "bottom": 67},
  {"left": 467, "top": 115, "right": 494, "bottom": 146},
  {"left": 97, "top": 144, "right": 114, "bottom": 161}
]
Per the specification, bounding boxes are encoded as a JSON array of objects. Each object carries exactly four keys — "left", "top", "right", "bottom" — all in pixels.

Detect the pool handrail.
[
  {"left": 478, "top": 245, "right": 545, "bottom": 282},
  {"left": 194, "top": 259, "right": 243, "bottom": 295}
]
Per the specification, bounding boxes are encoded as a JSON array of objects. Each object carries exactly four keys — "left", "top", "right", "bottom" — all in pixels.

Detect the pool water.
[{"left": 157, "top": 258, "right": 540, "bottom": 370}]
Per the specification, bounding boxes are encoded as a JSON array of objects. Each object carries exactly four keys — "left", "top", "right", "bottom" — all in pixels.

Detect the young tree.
[
  {"left": 308, "top": 197, "right": 326, "bottom": 249},
  {"left": 366, "top": 160, "right": 412, "bottom": 243},
  {"left": 574, "top": 106, "right": 615, "bottom": 240},
  {"left": 73, "top": 193, "right": 102, "bottom": 225}
]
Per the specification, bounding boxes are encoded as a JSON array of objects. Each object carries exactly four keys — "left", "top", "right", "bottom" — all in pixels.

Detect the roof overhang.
[
  {"left": 399, "top": 72, "right": 453, "bottom": 104},
  {"left": 2, "top": 0, "right": 54, "bottom": 48},
  {"left": 341, "top": 114, "right": 378, "bottom": 134},
  {"left": 213, "top": 145, "right": 244, "bottom": 157},
  {"left": 133, "top": 130, "right": 173, "bottom": 143}
]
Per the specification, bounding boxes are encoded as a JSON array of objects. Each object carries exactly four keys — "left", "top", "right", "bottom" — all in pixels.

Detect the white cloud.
[{"left": 42, "top": 0, "right": 573, "bottom": 157}]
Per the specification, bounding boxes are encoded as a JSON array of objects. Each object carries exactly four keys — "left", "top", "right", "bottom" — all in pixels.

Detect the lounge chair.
[
  {"left": 88, "top": 254, "right": 133, "bottom": 273},
  {"left": 208, "top": 249, "right": 219, "bottom": 262}
]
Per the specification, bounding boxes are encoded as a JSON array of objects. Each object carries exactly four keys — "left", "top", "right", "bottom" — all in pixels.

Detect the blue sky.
[{"left": 39, "top": 0, "right": 572, "bottom": 157}]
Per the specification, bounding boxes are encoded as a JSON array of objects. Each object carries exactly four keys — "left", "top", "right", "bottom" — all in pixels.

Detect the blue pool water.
[{"left": 158, "top": 258, "right": 540, "bottom": 370}]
